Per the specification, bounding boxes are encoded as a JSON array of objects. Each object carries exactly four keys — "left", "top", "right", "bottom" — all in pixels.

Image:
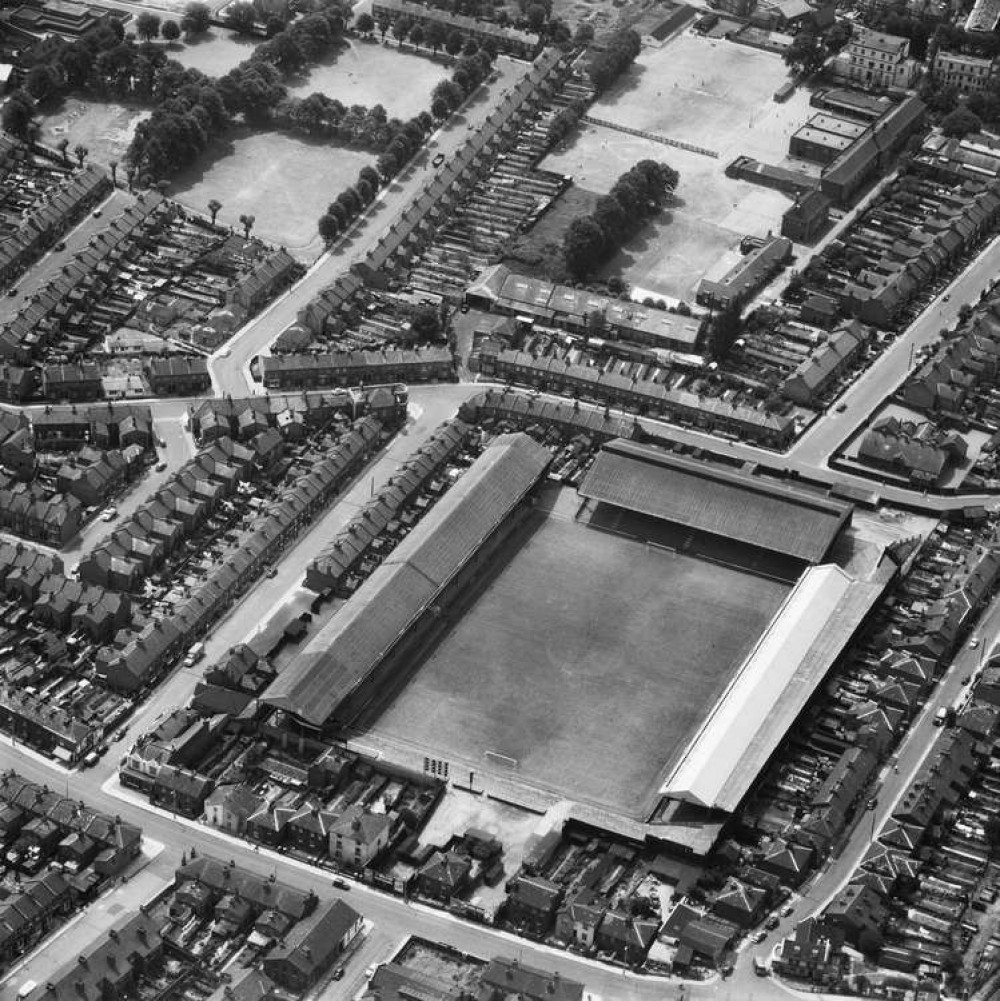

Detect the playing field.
[
  {"left": 168, "top": 29, "right": 261, "bottom": 77},
  {"left": 369, "top": 507, "right": 790, "bottom": 816},
  {"left": 286, "top": 40, "right": 449, "bottom": 121},
  {"left": 540, "top": 33, "right": 818, "bottom": 303},
  {"left": 39, "top": 98, "right": 150, "bottom": 169},
  {"left": 171, "top": 130, "right": 374, "bottom": 260}
]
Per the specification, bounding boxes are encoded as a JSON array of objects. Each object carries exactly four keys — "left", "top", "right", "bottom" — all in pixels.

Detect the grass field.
[
  {"left": 168, "top": 29, "right": 260, "bottom": 76},
  {"left": 39, "top": 98, "right": 150, "bottom": 169},
  {"left": 170, "top": 130, "right": 373, "bottom": 260},
  {"left": 540, "top": 33, "right": 818, "bottom": 302},
  {"left": 369, "top": 503, "right": 789, "bottom": 816},
  {"left": 287, "top": 40, "right": 449, "bottom": 120}
]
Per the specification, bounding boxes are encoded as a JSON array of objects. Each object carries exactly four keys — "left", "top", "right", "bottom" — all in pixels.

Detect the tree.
[
  {"left": 392, "top": 15, "right": 411, "bottom": 44},
  {"left": 318, "top": 213, "right": 339, "bottom": 241},
  {"left": 181, "top": 2, "right": 211, "bottom": 36},
  {"left": 574, "top": 22, "right": 594, "bottom": 44},
  {"left": 359, "top": 164, "right": 380, "bottom": 190},
  {"left": 409, "top": 23, "right": 424, "bottom": 48},
  {"left": 410, "top": 303, "right": 442, "bottom": 339},
  {"left": 445, "top": 29, "right": 463, "bottom": 56},
  {"left": 25, "top": 64, "right": 60, "bottom": 102},
  {"left": 707, "top": 303, "right": 741, "bottom": 361},
  {"left": 824, "top": 20, "right": 852, "bottom": 52},
  {"left": 73, "top": 144, "right": 89, "bottom": 167},
  {"left": 563, "top": 216, "right": 606, "bottom": 278},
  {"left": 57, "top": 137, "right": 69, "bottom": 163},
  {"left": 426, "top": 20, "right": 446, "bottom": 54},
  {"left": 377, "top": 149, "right": 398, "bottom": 178},
  {"left": 377, "top": 11, "right": 390, "bottom": 39},
  {"left": 355, "top": 11, "right": 374, "bottom": 34},
  {"left": 1, "top": 90, "right": 34, "bottom": 140},
  {"left": 462, "top": 37, "right": 479, "bottom": 56},
  {"left": 226, "top": 2, "right": 256, "bottom": 35},
  {"left": 208, "top": 199, "right": 222, "bottom": 224},
  {"left": 135, "top": 12, "right": 162, "bottom": 41},
  {"left": 238, "top": 213, "right": 255, "bottom": 238},
  {"left": 783, "top": 30, "right": 825, "bottom": 76},
  {"left": 942, "top": 106, "right": 982, "bottom": 138},
  {"left": 526, "top": 3, "right": 546, "bottom": 31},
  {"left": 162, "top": 19, "right": 181, "bottom": 41}
]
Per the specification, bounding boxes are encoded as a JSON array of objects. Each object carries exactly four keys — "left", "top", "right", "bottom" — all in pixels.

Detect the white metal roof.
[{"left": 660, "top": 564, "right": 887, "bottom": 813}]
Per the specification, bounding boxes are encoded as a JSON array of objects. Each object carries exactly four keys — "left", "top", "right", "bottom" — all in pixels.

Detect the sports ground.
[
  {"left": 171, "top": 131, "right": 375, "bottom": 260},
  {"left": 368, "top": 501, "right": 790, "bottom": 816},
  {"left": 540, "top": 34, "right": 817, "bottom": 303}
]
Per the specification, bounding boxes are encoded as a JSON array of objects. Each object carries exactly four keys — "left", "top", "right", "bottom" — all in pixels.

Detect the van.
[
  {"left": 934, "top": 707, "right": 948, "bottom": 726},
  {"left": 18, "top": 980, "right": 38, "bottom": 999},
  {"left": 753, "top": 957, "right": 770, "bottom": 977}
]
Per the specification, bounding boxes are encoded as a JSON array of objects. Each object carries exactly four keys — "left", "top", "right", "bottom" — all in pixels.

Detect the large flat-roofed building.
[
  {"left": 696, "top": 235, "right": 792, "bottom": 310},
  {"left": 578, "top": 438, "right": 853, "bottom": 566},
  {"left": 465, "top": 265, "right": 703, "bottom": 353},
  {"left": 791, "top": 113, "right": 868, "bottom": 165},
  {"left": 262, "top": 433, "right": 552, "bottom": 732}
]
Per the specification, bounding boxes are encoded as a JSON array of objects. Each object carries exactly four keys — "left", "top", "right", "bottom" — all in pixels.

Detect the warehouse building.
[{"left": 263, "top": 433, "right": 552, "bottom": 733}]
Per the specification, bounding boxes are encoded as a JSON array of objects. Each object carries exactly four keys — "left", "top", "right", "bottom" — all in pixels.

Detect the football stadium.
[{"left": 263, "top": 435, "right": 890, "bottom": 853}]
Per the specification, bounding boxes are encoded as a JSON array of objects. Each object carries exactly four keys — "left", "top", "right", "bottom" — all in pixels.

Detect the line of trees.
[
  {"left": 563, "top": 159, "right": 679, "bottom": 278},
  {"left": 314, "top": 41, "right": 496, "bottom": 243},
  {"left": 585, "top": 28, "right": 640, "bottom": 93}
]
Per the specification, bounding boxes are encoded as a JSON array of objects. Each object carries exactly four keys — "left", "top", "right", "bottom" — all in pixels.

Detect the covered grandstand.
[
  {"left": 579, "top": 438, "right": 853, "bottom": 565},
  {"left": 262, "top": 433, "right": 552, "bottom": 732},
  {"left": 658, "top": 564, "right": 889, "bottom": 813}
]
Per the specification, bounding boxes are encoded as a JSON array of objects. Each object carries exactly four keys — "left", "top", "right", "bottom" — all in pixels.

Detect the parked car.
[
  {"left": 765, "top": 916, "right": 780, "bottom": 930},
  {"left": 432, "top": 153, "right": 445, "bottom": 167}
]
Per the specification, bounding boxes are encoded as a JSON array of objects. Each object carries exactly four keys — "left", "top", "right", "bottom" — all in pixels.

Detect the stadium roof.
[
  {"left": 263, "top": 433, "right": 551, "bottom": 728},
  {"left": 661, "top": 564, "right": 888, "bottom": 813},
  {"left": 578, "top": 439, "right": 852, "bottom": 564}
]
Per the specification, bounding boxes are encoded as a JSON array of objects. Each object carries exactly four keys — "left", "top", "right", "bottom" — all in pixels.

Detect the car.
[
  {"left": 834, "top": 402, "right": 847, "bottom": 413},
  {"left": 943, "top": 293, "right": 951, "bottom": 302},
  {"left": 332, "top": 970, "right": 344, "bottom": 981},
  {"left": 54, "top": 241, "right": 66, "bottom": 251},
  {"left": 962, "top": 675, "right": 972, "bottom": 685},
  {"left": 432, "top": 153, "right": 445, "bottom": 167},
  {"left": 970, "top": 638, "right": 980, "bottom": 649},
  {"left": 114, "top": 728, "right": 128, "bottom": 741},
  {"left": 752, "top": 930, "right": 767, "bottom": 943},
  {"left": 780, "top": 905, "right": 794, "bottom": 917},
  {"left": 155, "top": 461, "right": 167, "bottom": 472},
  {"left": 266, "top": 567, "right": 278, "bottom": 578},
  {"left": 460, "top": 303, "right": 471, "bottom": 313},
  {"left": 765, "top": 916, "right": 780, "bottom": 930},
  {"left": 7, "top": 287, "right": 17, "bottom": 297},
  {"left": 332, "top": 877, "right": 349, "bottom": 890},
  {"left": 92, "top": 209, "right": 102, "bottom": 218},
  {"left": 100, "top": 507, "right": 118, "bottom": 522}
]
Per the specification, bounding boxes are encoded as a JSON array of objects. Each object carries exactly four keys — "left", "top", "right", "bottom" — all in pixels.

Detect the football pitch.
[{"left": 368, "top": 508, "right": 790, "bottom": 816}]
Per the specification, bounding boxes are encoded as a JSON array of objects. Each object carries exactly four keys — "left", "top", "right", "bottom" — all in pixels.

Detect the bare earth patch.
[{"left": 38, "top": 98, "right": 150, "bottom": 169}]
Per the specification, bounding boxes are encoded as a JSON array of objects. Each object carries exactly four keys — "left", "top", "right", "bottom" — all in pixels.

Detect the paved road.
[
  {"left": 793, "top": 234, "right": 1000, "bottom": 468},
  {"left": 206, "top": 55, "right": 532, "bottom": 399},
  {"left": 0, "top": 186, "right": 131, "bottom": 319}
]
